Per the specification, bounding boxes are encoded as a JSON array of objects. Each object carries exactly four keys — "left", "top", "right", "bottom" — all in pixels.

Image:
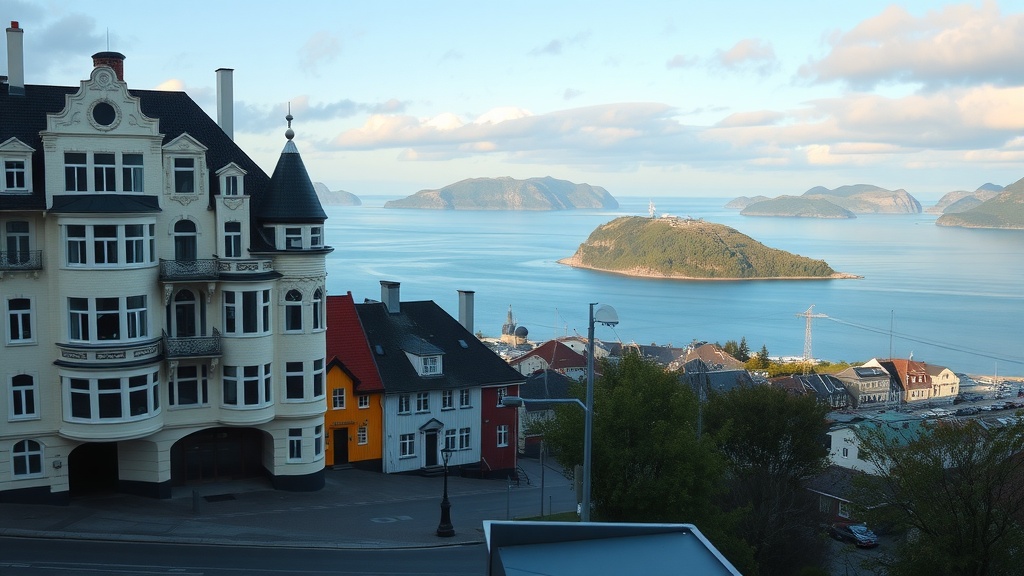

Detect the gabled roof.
[
  {"left": 355, "top": 299, "right": 524, "bottom": 393},
  {"left": 798, "top": 373, "right": 848, "bottom": 397},
  {"left": 0, "top": 81, "right": 270, "bottom": 212},
  {"left": 621, "top": 342, "right": 687, "bottom": 367},
  {"left": 325, "top": 293, "right": 384, "bottom": 393},
  {"left": 519, "top": 370, "right": 574, "bottom": 412},
  {"left": 877, "top": 358, "right": 931, "bottom": 390},
  {"left": 685, "top": 343, "right": 745, "bottom": 370},
  {"left": 510, "top": 340, "right": 586, "bottom": 371}
]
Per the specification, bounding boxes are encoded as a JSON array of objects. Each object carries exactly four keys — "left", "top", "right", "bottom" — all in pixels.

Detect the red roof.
[
  {"left": 510, "top": 340, "right": 587, "bottom": 370},
  {"left": 326, "top": 293, "right": 385, "bottom": 392}
]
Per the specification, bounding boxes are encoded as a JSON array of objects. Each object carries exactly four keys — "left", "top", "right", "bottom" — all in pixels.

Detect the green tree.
[
  {"left": 737, "top": 337, "right": 751, "bottom": 362},
  {"left": 852, "top": 418, "right": 1024, "bottom": 576},
  {"left": 539, "top": 353, "right": 755, "bottom": 572},
  {"left": 704, "top": 385, "right": 832, "bottom": 576},
  {"left": 723, "top": 339, "right": 740, "bottom": 359},
  {"left": 746, "top": 345, "right": 770, "bottom": 370}
]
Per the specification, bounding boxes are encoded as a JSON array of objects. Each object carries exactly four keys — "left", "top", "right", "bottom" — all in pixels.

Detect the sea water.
[{"left": 324, "top": 197, "right": 1024, "bottom": 377}]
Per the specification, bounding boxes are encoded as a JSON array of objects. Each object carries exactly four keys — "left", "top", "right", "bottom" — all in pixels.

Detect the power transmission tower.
[{"left": 796, "top": 305, "right": 827, "bottom": 374}]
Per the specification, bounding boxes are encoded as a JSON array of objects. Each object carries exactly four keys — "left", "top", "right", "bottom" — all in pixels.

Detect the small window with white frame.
[
  {"left": 6, "top": 297, "right": 34, "bottom": 344},
  {"left": 358, "top": 394, "right": 369, "bottom": 409},
  {"left": 398, "top": 394, "right": 411, "bottom": 414},
  {"left": 224, "top": 175, "right": 239, "bottom": 195},
  {"left": 445, "top": 429, "right": 456, "bottom": 450},
  {"left": 288, "top": 428, "right": 302, "bottom": 462},
  {"left": 497, "top": 424, "right": 509, "bottom": 448},
  {"left": 224, "top": 222, "right": 242, "bottom": 258},
  {"left": 332, "top": 387, "right": 346, "bottom": 409},
  {"left": 422, "top": 355, "right": 440, "bottom": 376},
  {"left": 94, "top": 153, "right": 116, "bottom": 192},
  {"left": 122, "top": 153, "right": 144, "bottom": 192},
  {"left": 173, "top": 157, "right": 195, "bottom": 193},
  {"left": 416, "top": 392, "right": 429, "bottom": 412},
  {"left": 310, "top": 226, "right": 323, "bottom": 248},
  {"left": 12, "top": 439, "right": 43, "bottom": 477},
  {"left": 399, "top": 433, "right": 415, "bottom": 458},
  {"left": 837, "top": 500, "right": 851, "bottom": 518},
  {"left": 285, "top": 227, "right": 302, "bottom": 250},
  {"left": 357, "top": 426, "right": 368, "bottom": 445},
  {"left": 314, "top": 425, "right": 324, "bottom": 459},
  {"left": 3, "top": 159, "right": 27, "bottom": 191},
  {"left": 459, "top": 427, "right": 471, "bottom": 450},
  {"left": 9, "top": 373, "right": 38, "bottom": 420},
  {"left": 459, "top": 388, "right": 471, "bottom": 408},
  {"left": 441, "top": 389, "right": 454, "bottom": 410}
]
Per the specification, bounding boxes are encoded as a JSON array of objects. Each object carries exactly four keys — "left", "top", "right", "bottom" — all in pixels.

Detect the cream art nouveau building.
[{"left": 0, "top": 23, "right": 330, "bottom": 503}]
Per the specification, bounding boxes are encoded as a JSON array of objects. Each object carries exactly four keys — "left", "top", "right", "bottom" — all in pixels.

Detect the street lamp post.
[
  {"left": 436, "top": 447, "right": 455, "bottom": 537},
  {"left": 584, "top": 302, "right": 618, "bottom": 522}
]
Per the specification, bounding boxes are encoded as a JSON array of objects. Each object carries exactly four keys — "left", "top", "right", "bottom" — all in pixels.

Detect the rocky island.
[
  {"left": 730, "top": 184, "right": 922, "bottom": 217},
  {"left": 313, "top": 182, "right": 361, "bottom": 206},
  {"left": 936, "top": 176, "right": 1024, "bottom": 229},
  {"left": 926, "top": 183, "right": 1002, "bottom": 214},
  {"left": 383, "top": 176, "right": 617, "bottom": 210},
  {"left": 559, "top": 216, "right": 857, "bottom": 280}
]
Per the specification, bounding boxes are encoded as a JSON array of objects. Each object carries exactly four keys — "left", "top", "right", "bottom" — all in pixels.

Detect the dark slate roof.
[
  {"left": 326, "top": 293, "right": 385, "bottom": 393},
  {"left": 0, "top": 80, "right": 270, "bottom": 219},
  {"left": 355, "top": 299, "right": 524, "bottom": 394},
  {"left": 681, "top": 359, "right": 755, "bottom": 395},
  {"left": 519, "top": 370, "right": 574, "bottom": 412},
  {"left": 50, "top": 194, "right": 160, "bottom": 214},
  {"left": 255, "top": 140, "right": 328, "bottom": 224}
]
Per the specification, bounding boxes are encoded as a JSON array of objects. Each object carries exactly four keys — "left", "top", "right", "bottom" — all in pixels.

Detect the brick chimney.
[
  {"left": 458, "top": 290, "right": 475, "bottom": 334},
  {"left": 6, "top": 21, "right": 24, "bottom": 96},
  {"left": 92, "top": 51, "right": 126, "bottom": 81}
]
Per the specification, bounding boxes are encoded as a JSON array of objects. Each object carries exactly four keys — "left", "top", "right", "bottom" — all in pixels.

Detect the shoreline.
[{"left": 556, "top": 257, "right": 862, "bottom": 281}]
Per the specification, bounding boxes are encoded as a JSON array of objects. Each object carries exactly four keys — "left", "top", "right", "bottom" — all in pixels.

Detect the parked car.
[{"left": 829, "top": 523, "right": 879, "bottom": 548}]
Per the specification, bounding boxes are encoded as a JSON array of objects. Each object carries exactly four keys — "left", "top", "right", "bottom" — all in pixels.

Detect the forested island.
[
  {"left": 935, "top": 176, "right": 1024, "bottom": 228},
  {"left": 559, "top": 216, "right": 855, "bottom": 280}
]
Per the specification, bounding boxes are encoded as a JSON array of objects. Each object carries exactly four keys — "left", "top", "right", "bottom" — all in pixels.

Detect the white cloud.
[
  {"left": 802, "top": 2, "right": 1024, "bottom": 88},
  {"left": 712, "top": 38, "right": 778, "bottom": 75}
]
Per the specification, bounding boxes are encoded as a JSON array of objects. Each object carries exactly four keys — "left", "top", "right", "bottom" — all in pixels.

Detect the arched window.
[
  {"left": 284, "top": 289, "right": 302, "bottom": 332},
  {"left": 12, "top": 439, "right": 43, "bottom": 477},
  {"left": 173, "top": 220, "right": 197, "bottom": 261},
  {"left": 312, "top": 288, "right": 324, "bottom": 331},
  {"left": 171, "top": 290, "right": 198, "bottom": 338}
]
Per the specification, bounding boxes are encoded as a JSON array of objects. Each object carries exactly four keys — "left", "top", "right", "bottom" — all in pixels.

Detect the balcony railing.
[
  {"left": 163, "top": 328, "right": 223, "bottom": 359},
  {"left": 0, "top": 250, "right": 42, "bottom": 271},
  {"left": 159, "top": 258, "right": 219, "bottom": 281}
]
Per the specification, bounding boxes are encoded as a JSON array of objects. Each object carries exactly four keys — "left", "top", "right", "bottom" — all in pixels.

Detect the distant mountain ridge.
[
  {"left": 384, "top": 176, "right": 618, "bottom": 210},
  {"left": 559, "top": 216, "right": 853, "bottom": 280},
  {"left": 728, "top": 184, "right": 922, "bottom": 217},
  {"left": 936, "top": 177, "right": 1024, "bottom": 229},
  {"left": 313, "top": 182, "right": 361, "bottom": 206}
]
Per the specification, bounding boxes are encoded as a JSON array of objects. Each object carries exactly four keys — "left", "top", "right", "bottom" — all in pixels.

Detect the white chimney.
[
  {"left": 6, "top": 21, "right": 24, "bottom": 96},
  {"left": 216, "top": 68, "right": 234, "bottom": 139},
  {"left": 380, "top": 281, "right": 400, "bottom": 314},
  {"left": 458, "top": 290, "right": 475, "bottom": 334}
]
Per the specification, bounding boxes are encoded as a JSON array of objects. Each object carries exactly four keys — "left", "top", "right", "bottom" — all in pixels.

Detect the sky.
[{"left": 4, "top": 0, "right": 1024, "bottom": 200}]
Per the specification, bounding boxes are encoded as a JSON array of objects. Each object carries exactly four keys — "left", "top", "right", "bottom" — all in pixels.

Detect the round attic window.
[{"left": 92, "top": 102, "right": 117, "bottom": 126}]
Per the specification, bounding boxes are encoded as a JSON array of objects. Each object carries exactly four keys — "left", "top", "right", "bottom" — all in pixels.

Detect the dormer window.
[
  {"left": 216, "top": 163, "right": 246, "bottom": 197},
  {"left": 4, "top": 160, "right": 25, "bottom": 190},
  {"left": 422, "top": 355, "right": 441, "bottom": 376},
  {"left": 285, "top": 227, "right": 302, "bottom": 249},
  {"left": 173, "top": 158, "right": 195, "bottom": 193},
  {"left": 1, "top": 138, "right": 34, "bottom": 194}
]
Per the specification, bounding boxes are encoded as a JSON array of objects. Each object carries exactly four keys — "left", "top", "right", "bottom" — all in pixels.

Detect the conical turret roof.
[{"left": 256, "top": 114, "right": 327, "bottom": 224}]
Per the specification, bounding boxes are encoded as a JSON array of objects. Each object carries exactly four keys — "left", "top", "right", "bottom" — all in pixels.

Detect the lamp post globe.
[{"left": 436, "top": 447, "right": 455, "bottom": 537}]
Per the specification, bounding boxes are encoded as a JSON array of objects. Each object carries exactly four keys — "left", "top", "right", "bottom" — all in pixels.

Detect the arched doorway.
[
  {"left": 68, "top": 442, "right": 118, "bottom": 496},
  {"left": 170, "top": 428, "right": 265, "bottom": 485}
]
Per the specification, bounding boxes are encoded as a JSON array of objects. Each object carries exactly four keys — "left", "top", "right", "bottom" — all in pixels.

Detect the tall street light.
[
  {"left": 436, "top": 446, "right": 455, "bottom": 537},
  {"left": 584, "top": 302, "right": 618, "bottom": 522}
]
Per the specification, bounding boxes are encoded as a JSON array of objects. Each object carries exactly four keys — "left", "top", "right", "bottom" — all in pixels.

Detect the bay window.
[
  {"left": 63, "top": 370, "right": 160, "bottom": 422},
  {"left": 67, "top": 295, "right": 149, "bottom": 343},
  {"left": 222, "top": 363, "right": 272, "bottom": 408}
]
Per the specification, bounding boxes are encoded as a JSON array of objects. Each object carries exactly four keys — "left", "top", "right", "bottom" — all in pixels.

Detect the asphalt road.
[{"left": 0, "top": 537, "right": 487, "bottom": 576}]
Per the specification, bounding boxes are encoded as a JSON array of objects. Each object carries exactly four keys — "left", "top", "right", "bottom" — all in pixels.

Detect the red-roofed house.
[
  {"left": 866, "top": 358, "right": 931, "bottom": 404},
  {"left": 509, "top": 340, "right": 587, "bottom": 381},
  {"left": 325, "top": 293, "right": 385, "bottom": 470}
]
